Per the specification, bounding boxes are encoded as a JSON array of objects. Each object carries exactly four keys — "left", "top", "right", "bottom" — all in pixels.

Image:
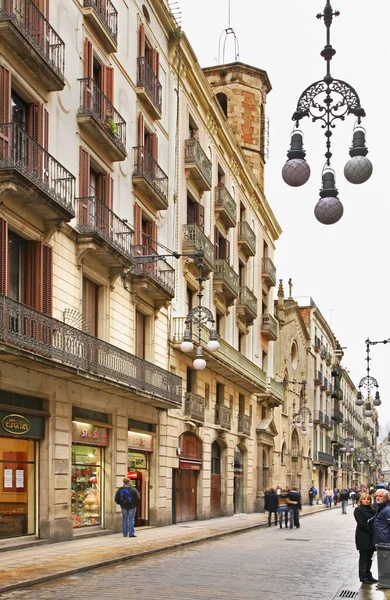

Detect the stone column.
[{"left": 255, "top": 439, "right": 264, "bottom": 512}]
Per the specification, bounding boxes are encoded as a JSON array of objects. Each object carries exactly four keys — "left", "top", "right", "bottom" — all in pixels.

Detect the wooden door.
[
  {"left": 210, "top": 474, "right": 221, "bottom": 518},
  {"left": 175, "top": 469, "right": 197, "bottom": 523}
]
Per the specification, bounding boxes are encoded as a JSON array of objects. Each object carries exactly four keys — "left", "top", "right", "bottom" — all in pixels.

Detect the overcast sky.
[{"left": 179, "top": 0, "right": 390, "bottom": 433}]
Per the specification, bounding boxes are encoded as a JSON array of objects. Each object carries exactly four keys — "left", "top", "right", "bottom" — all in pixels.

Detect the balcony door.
[{"left": 210, "top": 441, "right": 222, "bottom": 518}]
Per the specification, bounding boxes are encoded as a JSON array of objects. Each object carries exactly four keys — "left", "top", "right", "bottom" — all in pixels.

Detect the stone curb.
[{"left": 0, "top": 504, "right": 337, "bottom": 595}]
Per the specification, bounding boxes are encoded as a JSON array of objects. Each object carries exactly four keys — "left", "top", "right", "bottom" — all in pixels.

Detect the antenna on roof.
[{"left": 218, "top": 0, "right": 240, "bottom": 64}]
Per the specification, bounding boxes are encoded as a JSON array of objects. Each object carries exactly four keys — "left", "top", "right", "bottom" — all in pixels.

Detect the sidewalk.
[{"left": 0, "top": 502, "right": 384, "bottom": 596}]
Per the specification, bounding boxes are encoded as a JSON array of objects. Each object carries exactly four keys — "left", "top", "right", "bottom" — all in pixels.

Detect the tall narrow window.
[
  {"left": 83, "top": 277, "right": 98, "bottom": 337},
  {"left": 135, "top": 310, "right": 147, "bottom": 359},
  {"left": 216, "top": 382, "right": 225, "bottom": 406}
]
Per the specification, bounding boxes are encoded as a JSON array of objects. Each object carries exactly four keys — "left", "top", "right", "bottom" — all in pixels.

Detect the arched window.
[
  {"left": 281, "top": 442, "right": 287, "bottom": 465},
  {"left": 216, "top": 93, "right": 228, "bottom": 117}
]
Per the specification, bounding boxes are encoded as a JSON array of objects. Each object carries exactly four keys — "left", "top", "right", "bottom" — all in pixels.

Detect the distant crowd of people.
[{"left": 264, "top": 485, "right": 302, "bottom": 529}]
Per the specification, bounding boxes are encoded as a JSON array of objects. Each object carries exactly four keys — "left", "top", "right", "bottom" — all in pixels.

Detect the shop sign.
[
  {"left": 128, "top": 431, "right": 153, "bottom": 452},
  {"left": 72, "top": 421, "right": 109, "bottom": 447},
  {"left": 0, "top": 412, "right": 45, "bottom": 439},
  {"left": 179, "top": 460, "right": 201, "bottom": 471}
]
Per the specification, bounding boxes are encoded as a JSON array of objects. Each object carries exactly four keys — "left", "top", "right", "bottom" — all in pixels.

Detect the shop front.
[
  {"left": 0, "top": 410, "right": 45, "bottom": 539},
  {"left": 71, "top": 421, "right": 109, "bottom": 529},
  {"left": 127, "top": 430, "right": 153, "bottom": 526}
]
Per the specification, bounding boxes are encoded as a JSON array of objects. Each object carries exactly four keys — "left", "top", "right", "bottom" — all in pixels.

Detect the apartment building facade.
[{"left": 0, "top": 0, "right": 284, "bottom": 542}]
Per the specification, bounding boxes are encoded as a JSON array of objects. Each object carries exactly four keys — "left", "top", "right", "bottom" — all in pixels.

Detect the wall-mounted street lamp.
[
  {"left": 283, "top": 378, "right": 313, "bottom": 437},
  {"left": 282, "top": 1, "right": 372, "bottom": 225},
  {"left": 126, "top": 247, "right": 219, "bottom": 370},
  {"left": 356, "top": 338, "right": 383, "bottom": 415}
]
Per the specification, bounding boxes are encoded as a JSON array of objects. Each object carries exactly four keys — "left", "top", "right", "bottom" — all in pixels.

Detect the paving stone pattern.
[{"left": 0, "top": 509, "right": 384, "bottom": 600}]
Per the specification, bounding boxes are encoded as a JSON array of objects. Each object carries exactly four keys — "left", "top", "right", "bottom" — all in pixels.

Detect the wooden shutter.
[
  {"left": 96, "top": 173, "right": 113, "bottom": 233},
  {"left": 150, "top": 221, "right": 157, "bottom": 252},
  {"left": 139, "top": 24, "right": 145, "bottom": 57},
  {"left": 25, "top": 241, "right": 43, "bottom": 311},
  {"left": 133, "top": 204, "right": 142, "bottom": 247},
  {"left": 225, "top": 239, "right": 230, "bottom": 263},
  {"left": 43, "top": 108, "right": 49, "bottom": 183},
  {"left": 135, "top": 310, "right": 145, "bottom": 359},
  {"left": 0, "top": 217, "right": 8, "bottom": 296},
  {"left": 42, "top": 243, "right": 52, "bottom": 316},
  {"left": 83, "top": 38, "right": 93, "bottom": 110},
  {"left": 138, "top": 112, "right": 144, "bottom": 146},
  {"left": 154, "top": 50, "right": 159, "bottom": 79},
  {"left": 101, "top": 65, "right": 114, "bottom": 105},
  {"left": 79, "top": 148, "right": 90, "bottom": 226},
  {"left": 0, "top": 65, "right": 11, "bottom": 161},
  {"left": 198, "top": 204, "right": 204, "bottom": 231},
  {"left": 150, "top": 133, "right": 158, "bottom": 162},
  {"left": 214, "top": 226, "right": 219, "bottom": 259},
  {"left": 83, "top": 277, "right": 98, "bottom": 337}
]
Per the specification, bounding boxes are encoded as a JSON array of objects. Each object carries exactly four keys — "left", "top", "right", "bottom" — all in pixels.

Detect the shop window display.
[{"left": 71, "top": 445, "right": 101, "bottom": 528}]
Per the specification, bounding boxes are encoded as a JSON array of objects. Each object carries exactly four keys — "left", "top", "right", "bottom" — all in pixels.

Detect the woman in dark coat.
[{"left": 354, "top": 492, "right": 377, "bottom": 584}]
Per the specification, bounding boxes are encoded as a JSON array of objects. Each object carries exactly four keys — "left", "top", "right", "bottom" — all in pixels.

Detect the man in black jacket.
[
  {"left": 340, "top": 489, "right": 350, "bottom": 514},
  {"left": 264, "top": 488, "right": 278, "bottom": 526},
  {"left": 287, "top": 486, "right": 302, "bottom": 529}
]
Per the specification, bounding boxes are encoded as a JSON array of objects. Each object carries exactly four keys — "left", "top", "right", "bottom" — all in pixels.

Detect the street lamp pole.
[
  {"left": 356, "top": 338, "right": 383, "bottom": 414},
  {"left": 283, "top": 378, "right": 313, "bottom": 436},
  {"left": 282, "top": 1, "right": 372, "bottom": 225}
]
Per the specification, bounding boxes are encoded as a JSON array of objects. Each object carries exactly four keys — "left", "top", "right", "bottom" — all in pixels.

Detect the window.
[
  {"left": 83, "top": 277, "right": 98, "bottom": 337},
  {"left": 214, "top": 228, "right": 229, "bottom": 262},
  {"left": 261, "top": 406, "right": 267, "bottom": 420},
  {"left": 187, "top": 195, "right": 204, "bottom": 230},
  {"left": 216, "top": 312, "right": 225, "bottom": 337},
  {"left": 281, "top": 442, "right": 286, "bottom": 465},
  {"left": 216, "top": 93, "right": 228, "bottom": 118},
  {"left": 135, "top": 310, "right": 148, "bottom": 359},
  {"left": 216, "top": 382, "right": 225, "bottom": 406},
  {"left": 186, "top": 367, "right": 196, "bottom": 393},
  {"left": 239, "top": 394, "right": 245, "bottom": 415},
  {"left": 238, "top": 332, "right": 245, "bottom": 355}
]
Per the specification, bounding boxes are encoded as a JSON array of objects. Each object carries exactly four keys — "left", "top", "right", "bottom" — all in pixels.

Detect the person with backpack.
[{"left": 114, "top": 477, "right": 140, "bottom": 538}]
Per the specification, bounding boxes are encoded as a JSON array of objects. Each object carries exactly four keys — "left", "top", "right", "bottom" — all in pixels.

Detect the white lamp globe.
[
  {"left": 308, "top": 420, "right": 313, "bottom": 428},
  {"left": 282, "top": 159, "right": 311, "bottom": 187},
  {"left": 180, "top": 340, "right": 194, "bottom": 353},
  {"left": 301, "top": 427, "right": 308, "bottom": 436},
  {"left": 295, "top": 419, "right": 302, "bottom": 429},
  {"left": 314, "top": 196, "right": 344, "bottom": 225},
  {"left": 207, "top": 339, "right": 220, "bottom": 352},
  {"left": 344, "top": 155, "right": 373, "bottom": 184},
  {"left": 193, "top": 357, "right": 206, "bottom": 370}
]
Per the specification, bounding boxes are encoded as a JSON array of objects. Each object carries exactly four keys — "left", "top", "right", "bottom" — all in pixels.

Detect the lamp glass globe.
[
  {"left": 308, "top": 420, "right": 313, "bottom": 428},
  {"left": 373, "top": 397, "right": 382, "bottom": 407},
  {"left": 301, "top": 428, "right": 308, "bottom": 436},
  {"left": 295, "top": 420, "right": 302, "bottom": 428},
  {"left": 193, "top": 358, "right": 206, "bottom": 370},
  {"left": 207, "top": 339, "right": 220, "bottom": 352},
  {"left": 180, "top": 340, "right": 194, "bottom": 353}
]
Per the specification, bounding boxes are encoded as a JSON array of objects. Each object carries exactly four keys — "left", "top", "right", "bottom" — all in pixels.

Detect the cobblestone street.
[{"left": 0, "top": 508, "right": 386, "bottom": 600}]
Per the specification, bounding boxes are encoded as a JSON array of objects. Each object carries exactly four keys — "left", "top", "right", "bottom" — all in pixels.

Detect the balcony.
[
  {"left": 313, "top": 410, "right": 324, "bottom": 425},
  {"left": 215, "top": 404, "right": 231, "bottom": 430},
  {"left": 136, "top": 57, "right": 162, "bottom": 120},
  {"left": 132, "top": 146, "right": 168, "bottom": 210},
  {"left": 130, "top": 245, "right": 175, "bottom": 307},
  {"left": 320, "top": 345, "right": 327, "bottom": 359},
  {"left": 238, "top": 413, "right": 251, "bottom": 437},
  {"left": 77, "top": 78, "right": 126, "bottom": 162},
  {"left": 214, "top": 184, "right": 237, "bottom": 228},
  {"left": 262, "top": 257, "right": 276, "bottom": 287},
  {"left": 184, "top": 392, "right": 205, "bottom": 425},
  {"left": 315, "top": 370, "right": 323, "bottom": 386},
  {"left": 171, "top": 317, "right": 268, "bottom": 395},
  {"left": 237, "top": 221, "right": 256, "bottom": 257},
  {"left": 261, "top": 313, "right": 277, "bottom": 341},
  {"left": 0, "top": 295, "right": 182, "bottom": 408},
  {"left": 0, "top": 0, "right": 65, "bottom": 91},
  {"left": 324, "top": 415, "right": 332, "bottom": 430},
  {"left": 314, "top": 336, "right": 321, "bottom": 352},
  {"left": 326, "top": 382, "right": 332, "bottom": 396},
  {"left": 181, "top": 223, "right": 214, "bottom": 278},
  {"left": 213, "top": 259, "right": 239, "bottom": 305},
  {"left": 0, "top": 122, "right": 75, "bottom": 222},
  {"left": 331, "top": 433, "right": 345, "bottom": 446},
  {"left": 76, "top": 196, "right": 133, "bottom": 268},
  {"left": 237, "top": 286, "right": 257, "bottom": 325},
  {"left": 314, "top": 451, "right": 335, "bottom": 465},
  {"left": 326, "top": 351, "right": 332, "bottom": 366},
  {"left": 184, "top": 138, "right": 212, "bottom": 192},
  {"left": 82, "top": 0, "right": 117, "bottom": 53},
  {"left": 332, "top": 406, "right": 344, "bottom": 424}
]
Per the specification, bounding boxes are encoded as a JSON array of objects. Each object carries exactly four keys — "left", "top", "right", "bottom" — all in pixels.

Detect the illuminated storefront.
[{"left": 127, "top": 428, "right": 153, "bottom": 526}]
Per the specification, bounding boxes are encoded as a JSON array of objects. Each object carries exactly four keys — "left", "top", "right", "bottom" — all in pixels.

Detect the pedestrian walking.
[
  {"left": 333, "top": 488, "right": 339, "bottom": 505},
  {"left": 350, "top": 489, "right": 356, "bottom": 507},
  {"left": 287, "top": 486, "right": 302, "bottom": 528},
  {"left": 340, "top": 489, "right": 349, "bottom": 514},
  {"left": 264, "top": 488, "right": 278, "bottom": 526},
  {"left": 308, "top": 485, "right": 317, "bottom": 506},
  {"left": 114, "top": 477, "right": 140, "bottom": 538},
  {"left": 354, "top": 492, "right": 377, "bottom": 584},
  {"left": 277, "top": 487, "right": 290, "bottom": 528},
  {"left": 325, "top": 487, "right": 333, "bottom": 508}
]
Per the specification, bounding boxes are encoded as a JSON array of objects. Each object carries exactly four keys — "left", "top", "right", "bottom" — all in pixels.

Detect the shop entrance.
[
  {"left": 174, "top": 469, "right": 197, "bottom": 523},
  {"left": 127, "top": 451, "right": 149, "bottom": 526},
  {"left": 0, "top": 438, "right": 36, "bottom": 539},
  {"left": 210, "top": 440, "right": 221, "bottom": 518}
]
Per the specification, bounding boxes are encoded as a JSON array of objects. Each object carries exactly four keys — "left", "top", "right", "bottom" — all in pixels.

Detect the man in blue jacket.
[{"left": 373, "top": 490, "right": 390, "bottom": 545}]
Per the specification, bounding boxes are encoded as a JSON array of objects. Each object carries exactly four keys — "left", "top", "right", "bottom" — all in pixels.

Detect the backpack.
[{"left": 118, "top": 486, "right": 135, "bottom": 508}]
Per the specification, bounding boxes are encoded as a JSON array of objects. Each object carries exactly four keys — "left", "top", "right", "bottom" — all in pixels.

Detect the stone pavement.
[{"left": 0, "top": 502, "right": 388, "bottom": 598}]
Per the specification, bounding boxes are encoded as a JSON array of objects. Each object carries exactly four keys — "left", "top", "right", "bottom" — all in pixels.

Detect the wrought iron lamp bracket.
[{"left": 185, "top": 306, "right": 215, "bottom": 327}]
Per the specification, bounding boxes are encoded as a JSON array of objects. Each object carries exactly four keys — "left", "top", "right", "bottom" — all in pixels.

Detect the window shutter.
[
  {"left": 214, "top": 226, "right": 219, "bottom": 259},
  {"left": 134, "top": 204, "right": 142, "bottom": 247},
  {"left": 198, "top": 204, "right": 204, "bottom": 231},
  {"left": 101, "top": 65, "right": 114, "bottom": 105},
  {"left": 139, "top": 24, "right": 145, "bottom": 57},
  {"left": 42, "top": 243, "right": 52, "bottom": 316},
  {"left": 150, "top": 133, "right": 158, "bottom": 162},
  {"left": 138, "top": 112, "right": 144, "bottom": 146},
  {"left": 25, "top": 241, "right": 43, "bottom": 311},
  {"left": 28, "top": 104, "right": 43, "bottom": 144},
  {"left": 154, "top": 50, "right": 160, "bottom": 80},
  {"left": 150, "top": 221, "right": 158, "bottom": 252},
  {"left": 225, "top": 239, "right": 230, "bottom": 263},
  {"left": 83, "top": 38, "right": 93, "bottom": 79},
  {"left": 0, "top": 217, "right": 8, "bottom": 296},
  {"left": 79, "top": 148, "right": 90, "bottom": 226},
  {"left": 0, "top": 65, "right": 10, "bottom": 161},
  {"left": 83, "top": 277, "right": 97, "bottom": 337}
]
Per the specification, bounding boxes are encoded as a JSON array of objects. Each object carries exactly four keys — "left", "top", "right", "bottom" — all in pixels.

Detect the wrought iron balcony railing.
[
  {"left": 78, "top": 78, "right": 126, "bottom": 153},
  {"left": 214, "top": 183, "right": 237, "bottom": 228},
  {"left": 182, "top": 223, "right": 214, "bottom": 273},
  {"left": 314, "top": 451, "right": 335, "bottom": 465},
  {"left": 261, "top": 313, "right": 277, "bottom": 340},
  {"left": 315, "top": 370, "right": 323, "bottom": 385},
  {"left": 83, "top": 0, "right": 117, "bottom": 45},
  {"left": 262, "top": 257, "right": 276, "bottom": 287},
  {"left": 215, "top": 404, "right": 231, "bottom": 430},
  {"left": 237, "top": 413, "right": 251, "bottom": 436},
  {"left": 313, "top": 410, "right": 324, "bottom": 424},
  {"left": 0, "top": 122, "right": 75, "bottom": 218},
  {"left": 130, "top": 245, "right": 175, "bottom": 298},
  {"left": 237, "top": 221, "right": 256, "bottom": 256},
  {"left": 238, "top": 286, "right": 258, "bottom": 319},
  {"left": 0, "top": 295, "right": 182, "bottom": 406},
  {"left": 184, "top": 392, "right": 205, "bottom": 423},
  {"left": 132, "top": 146, "right": 168, "bottom": 207},
  {"left": 137, "top": 57, "right": 162, "bottom": 114},
  {"left": 184, "top": 138, "right": 212, "bottom": 191},
  {"left": 213, "top": 259, "right": 239, "bottom": 299},
  {"left": 0, "top": 0, "right": 65, "bottom": 86},
  {"left": 76, "top": 196, "right": 133, "bottom": 262}
]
